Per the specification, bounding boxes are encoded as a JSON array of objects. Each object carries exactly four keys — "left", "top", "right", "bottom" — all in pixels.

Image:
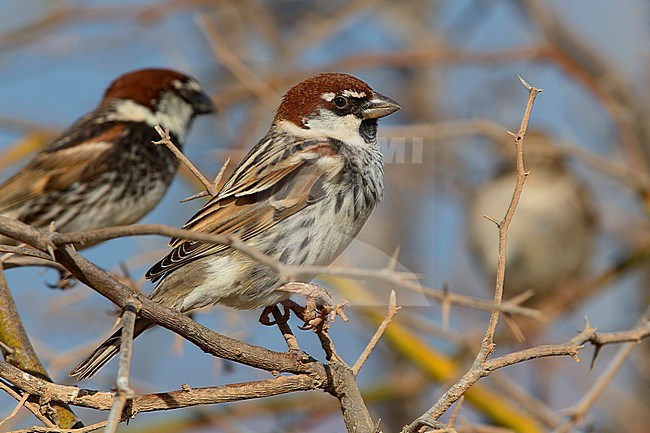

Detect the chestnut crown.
[
  {"left": 274, "top": 73, "right": 399, "bottom": 127},
  {"left": 101, "top": 68, "right": 214, "bottom": 115}
]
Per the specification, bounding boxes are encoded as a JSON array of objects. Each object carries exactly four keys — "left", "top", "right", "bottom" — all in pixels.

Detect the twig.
[
  {"left": 196, "top": 12, "right": 280, "bottom": 108},
  {"left": 153, "top": 125, "right": 219, "bottom": 196},
  {"left": 272, "top": 309, "right": 300, "bottom": 352},
  {"left": 0, "top": 217, "right": 546, "bottom": 320},
  {"left": 553, "top": 342, "right": 637, "bottom": 433},
  {"left": 552, "top": 307, "right": 650, "bottom": 433},
  {"left": 0, "top": 360, "right": 318, "bottom": 413},
  {"left": 0, "top": 245, "right": 52, "bottom": 260},
  {"left": 315, "top": 325, "right": 378, "bottom": 433},
  {"left": 447, "top": 396, "right": 464, "bottom": 430},
  {"left": 104, "top": 298, "right": 141, "bottom": 433},
  {"left": 0, "top": 381, "right": 55, "bottom": 428},
  {"left": 0, "top": 265, "right": 81, "bottom": 428},
  {"left": 352, "top": 290, "right": 400, "bottom": 375},
  {"left": 404, "top": 76, "right": 542, "bottom": 432},
  {"left": 480, "top": 75, "right": 541, "bottom": 352},
  {"left": 0, "top": 390, "right": 29, "bottom": 428},
  {"left": 180, "top": 157, "right": 230, "bottom": 203}
]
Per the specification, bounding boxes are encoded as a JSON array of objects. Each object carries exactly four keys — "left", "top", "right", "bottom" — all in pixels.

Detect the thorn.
[
  {"left": 506, "top": 130, "right": 516, "bottom": 138},
  {"left": 483, "top": 214, "right": 500, "bottom": 227},
  {"left": 516, "top": 74, "right": 543, "bottom": 94},
  {"left": 590, "top": 343, "right": 602, "bottom": 371},
  {"left": 516, "top": 74, "right": 532, "bottom": 90},
  {"left": 180, "top": 190, "right": 210, "bottom": 203},
  {"left": 212, "top": 157, "right": 231, "bottom": 191}
]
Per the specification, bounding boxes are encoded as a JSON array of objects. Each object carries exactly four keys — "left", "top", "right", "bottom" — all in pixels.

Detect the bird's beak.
[
  {"left": 191, "top": 92, "right": 216, "bottom": 115},
  {"left": 360, "top": 92, "right": 400, "bottom": 119}
]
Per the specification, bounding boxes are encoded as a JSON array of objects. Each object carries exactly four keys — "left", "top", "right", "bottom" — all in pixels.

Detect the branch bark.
[
  {"left": 0, "top": 360, "right": 319, "bottom": 413},
  {"left": 0, "top": 266, "right": 81, "bottom": 428}
]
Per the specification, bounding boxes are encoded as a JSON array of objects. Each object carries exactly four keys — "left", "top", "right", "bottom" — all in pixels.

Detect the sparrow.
[
  {"left": 70, "top": 72, "right": 400, "bottom": 380},
  {"left": 467, "top": 132, "right": 596, "bottom": 303},
  {"left": 0, "top": 68, "right": 214, "bottom": 244}
]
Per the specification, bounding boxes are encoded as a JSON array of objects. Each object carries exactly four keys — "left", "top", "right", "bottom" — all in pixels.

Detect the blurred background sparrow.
[
  {"left": 467, "top": 131, "right": 597, "bottom": 309},
  {"left": 0, "top": 68, "right": 214, "bottom": 249}
]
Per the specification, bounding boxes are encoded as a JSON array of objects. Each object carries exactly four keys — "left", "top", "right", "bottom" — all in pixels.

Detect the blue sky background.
[{"left": 1, "top": 1, "right": 648, "bottom": 432}]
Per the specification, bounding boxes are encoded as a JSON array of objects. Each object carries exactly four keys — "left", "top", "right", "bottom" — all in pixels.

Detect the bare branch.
[
  {"left": 0, "top": 266, "right": 81, "bottom": 428},
  {"left": 0, "top": 380, "right": 56, "bottom": 428},
  {"left": 352, "top": 290, "right": 400, "bottom": 376},
  {"left": 153, "top": 125, "right": 219, "bottom": 196},
  {"left": 404, "top": 77, "right": 542, "bottom": 432},
  {"left": 0, "top": 217, "right": 545, "bottom": 320},
  {"left": 104, "top": 298, "right": 140, "bottom": 433},
  {"left": 0, "top": 360, "right": 316, "bottom": 413},
  {"left": 315, "top": 326, "right": 377, "bottom": 433},
  {"left": 196, "top": 12, "right": 280, "bottom": 108},
  {"left": 552, "top": 307, "right": 650, "bottom": 433},
  {"left": 0, "top": 391, "right": 29, "bottom": 428}
]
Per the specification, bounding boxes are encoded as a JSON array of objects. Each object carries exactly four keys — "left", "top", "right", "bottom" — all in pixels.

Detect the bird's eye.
[{"left": 333, "top": 96, "right": 348, "bottom": 108}]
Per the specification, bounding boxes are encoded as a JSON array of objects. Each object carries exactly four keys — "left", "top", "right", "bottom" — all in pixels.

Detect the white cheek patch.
[
  {"left": 106, "top": 94, "right": 193, "bottom": 141},
  {"left": 342, "top": 89, "right": 366, "bottom": 98},
  {"left": 276, "top": 109, "right": 366, "bottom": 149},
  {"left": 320, "top": 92, "right": 335, "bottom": 102},
  {"left": 105, "top": 99, "right": 152, "bottom": 123}
]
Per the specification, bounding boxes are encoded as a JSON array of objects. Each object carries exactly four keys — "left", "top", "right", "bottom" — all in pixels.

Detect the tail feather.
[{"left": 70, "top": 318, "right": 152, "bottom": 380}]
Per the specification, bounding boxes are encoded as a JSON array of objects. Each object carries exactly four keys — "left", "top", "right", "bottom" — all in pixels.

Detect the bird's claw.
[{"left": 258, "top": 283, "right": 348, "bottom": 330}]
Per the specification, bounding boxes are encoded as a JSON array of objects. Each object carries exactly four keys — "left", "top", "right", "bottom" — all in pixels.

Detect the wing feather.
[
  {"left": 146, "top": 138, "right": 341, "bottom": 282},
  {"left": 0, "top": 125, "right": 125, "bottom": 214}
]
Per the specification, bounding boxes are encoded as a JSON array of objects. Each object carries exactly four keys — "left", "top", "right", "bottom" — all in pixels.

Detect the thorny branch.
[
  {"left": 0, "top": 360, "right": 318, "bottom": 414},
  {"left": 352, "top": 290, "right": 400, "bottom": 376},
  {"left": 0, "top": 217, "right": 544, "bottom": 320},
  {"left": 552, "top": 307, "right": 650, "bottom": 433},
  {"left": 0, "top": 3, "right": 648, "bottom": 433},
  {"left": 405, "top": 76, "right": 542, "bottom": 432},
  {"left": 0, "top": 236, "right": 378, "bottom": 432},
  {"left": 0, "top": 380, "right": 58, "bottom": 430},
  {"left": 153, "top": 125, "right": 220, "bottom": 197}
]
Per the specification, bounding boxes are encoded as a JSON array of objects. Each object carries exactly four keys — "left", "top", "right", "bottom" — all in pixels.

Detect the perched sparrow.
[
  {"left": 468, "top": 132, "right": 596, "bottom": 303},
  {"left": 0, "top": 68, "right": 214, "bottom": 243},
  {"left": 71, "top": 72, "right": 400, "bottom": 379}
]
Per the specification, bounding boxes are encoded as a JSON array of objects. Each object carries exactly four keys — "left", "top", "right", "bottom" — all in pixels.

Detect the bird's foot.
[{"left": 259, "top": 283, "right": 348, "bottom": 330}]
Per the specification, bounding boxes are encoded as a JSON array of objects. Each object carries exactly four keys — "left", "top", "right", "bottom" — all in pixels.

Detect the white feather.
[{"left": 106, "top": 94, "right": 193, "bottom": 141}]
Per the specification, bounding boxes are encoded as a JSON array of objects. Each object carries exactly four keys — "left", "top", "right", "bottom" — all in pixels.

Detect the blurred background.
[{"left": 0, "top": 0, "right": 648, "bottom": 432}]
